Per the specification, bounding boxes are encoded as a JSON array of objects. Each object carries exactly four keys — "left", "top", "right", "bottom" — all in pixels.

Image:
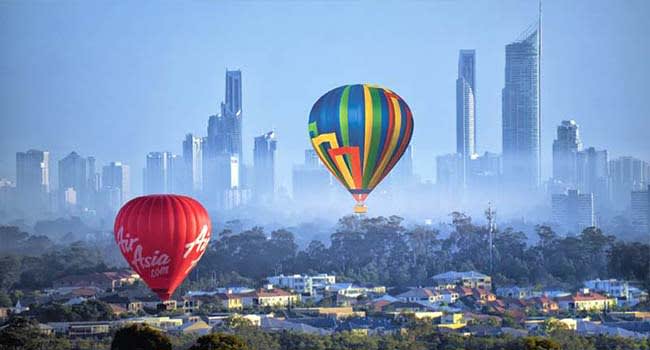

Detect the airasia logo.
[{"left": 116, "top": 224, "right": 210, "bottom": 278}]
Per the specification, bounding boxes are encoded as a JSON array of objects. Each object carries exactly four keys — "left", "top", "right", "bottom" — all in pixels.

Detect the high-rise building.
[
  {"left": 102, "top": 161, "right": 130, "bottom": 207},
  {"left": 457, "top": 49, "right": 477, "bottom": 185},
  {"left": 390, "top": 145, "right": 415, "bottom": 187},
  {"left": 143, "top": 152, "right": 174, "bottom": 194},
  {"left": 631, "top": 185, "right": 650, "bottom": 234},
  {"left": 552, "top": 120, "right": 582, "bottom": 186},
  {"left": 16, "top": 149, "right": 49, "bottom": 211},
  {"left": 58, "top": 151, "right": 96, "bottom": 208},
  {"left": 502, "top": 14, "right": 542, "bottom": 191},
  {"left": 610, "top": 157, "right": 649, "bottom": 209},
  {"left": 292, "top": 149, "right": 331, "bottom": 204},
  {"left": 552, "top": 189, "right": 595, "bottom": 234},
  {"left": 182, "top": 134, "right": 203, "bottom": 193},
  {"left": 468, "top": 152, "right": 502, "bottom": 190},
  {"left": 436, "top": 153, "right": 464, "bottom": 197},
  {"left": 576, "top": 147, "right": 609, "bottom": 211},
  {"left": 253, "top": 131, "right": 277, "bottom": 202}
]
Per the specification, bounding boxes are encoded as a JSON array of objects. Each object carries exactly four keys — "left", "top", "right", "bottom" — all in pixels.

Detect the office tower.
[
  {"left": 610, "top": 157, "right": 649, "bottom": 209},
  {"left": 552, "top": 120, "right": 582, "bottom": 185},
  {"left": 16, "top": 150, "right": 49, "bottom": 212},
  {"left": 102, "top": 161, "right": 130, "bottom": 207},
  {"left": 631, "top": 186, "right": 650, "bottom": 234},
  {"left": 391, "top": 145, "right": 415, "bottom": 186},
  {"left": 253, "top": 131, "right": 277, "bottom": 202},
  {"left": 225, "top": 69, "right": 242, "bottom": 117},
  {"left": 144, "top": 152, "right": 176, "bottom": 194},
  {"left": 58, "top": 151, "right": 97, "bottom": 208},
  {"left": 457, "top": 49, "right": 477, "bottom": 185},
  {"left": 576, "top": 147, "right": 609, "bottom": 210},
  {"left": 468, "top": 152, "right": 502, "bottom": 190},
  {"left": 502, "top": 11, "right": 542, "bottom": 191},
  {"left": 182, "top": 134, "right": 203, "bottom": 192},
  {"left": 293, "top": 149, "right": 331, "bottom": 204},
  {"left": 552, "top": 189, "right": 595, "bottom": 234},
  {"left": 436, "top": 153, "right": 464, "bottom": 197}
]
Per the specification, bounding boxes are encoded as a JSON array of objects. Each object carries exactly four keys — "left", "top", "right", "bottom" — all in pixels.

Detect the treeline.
[{"left": 197, "top": 214, "right": 650, "bottom": 291}]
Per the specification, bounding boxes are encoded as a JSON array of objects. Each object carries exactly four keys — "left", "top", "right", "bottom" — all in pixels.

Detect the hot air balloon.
[
  {"left": 113, "top": 195, "right": 212, "bottom": 300},
  {"left": 308, "top": 84, "right": 414, "bottom": 213}
]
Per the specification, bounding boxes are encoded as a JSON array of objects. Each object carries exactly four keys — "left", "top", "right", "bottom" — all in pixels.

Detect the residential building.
[
  {"left": 253, "top": 131, "right": 277, "bottom": 202},
  {"left": 292, "top": 150, "right": 331, "bottom": 204},
  {"left": 552, "top": 120, "right": 582, "bottom": 186},
  {"left": 468, "top": 151, "right": 501, "bottom": 190},
  {"left": 396, "top": 288, "right": 441, "bottom": 304},
  {"left": 182, "top": 134, "right": 203, "bottom": 193},
  {"left": 631, "top": 185, "right": 650, "bottom": 234},
  {"left": 576, "top": 147, "right": 609, "bottom": 212},
  {"left": 267, "top": 273, "right": 336, "bottom": 295},
  {"left": 143, "top": 152, "right": 174, "bottom": 194},
  {"left": 101, "top": 161, "right": 130, "bottom": 207},
  {"left": 436, "top": 153, "right": 464, "bottom": 197},
  {"left": 584, "top": 279, "right": 635, "bottom": 306},
  {"left": 501, "top": 19, "right": 542, "bottom": 191},
  {"left": 496, "top": 286, "right": 533, "bottom": 299},
  {"left": 556, "top": 289, "right": 616, "bottom": 312},
  {"left": 16, "top": 149, "right": 49, "bottom": 211},
  {"left": 609, "top": 157, "right": 649, "bottom": 209},
  {"left": 58, "top": 151, "right": 95, "bottom": 208},
  {"left": 241, "top": 286, "right": 299, "bottom": 308},
  {"left": 552, "top": 189, "right": 595, "bottom": 233},
  {"left": 457, "top": 49, "right": 477, "bottom": 186},
  {"left": 431, "top": 271, "right": 492, "bottom": 290}
]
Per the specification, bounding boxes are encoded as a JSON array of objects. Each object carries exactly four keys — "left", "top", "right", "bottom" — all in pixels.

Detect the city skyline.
[{"left": 0, "top": 1, "right": 648, "bottom": 191}]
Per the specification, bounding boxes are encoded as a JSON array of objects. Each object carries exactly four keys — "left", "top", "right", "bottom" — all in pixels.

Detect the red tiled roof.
[{"left": 558, "top": 292, "right": 609, "bottom": 302}]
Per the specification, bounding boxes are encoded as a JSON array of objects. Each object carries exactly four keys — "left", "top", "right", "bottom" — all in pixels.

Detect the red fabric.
[{"left": 114, "top": 195, "right": 212, "bottom": 300}]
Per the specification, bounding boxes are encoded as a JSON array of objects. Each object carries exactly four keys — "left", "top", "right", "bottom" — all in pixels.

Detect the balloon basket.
[{"left": 354, "top": 203, "right": 367, "bottom": 214}]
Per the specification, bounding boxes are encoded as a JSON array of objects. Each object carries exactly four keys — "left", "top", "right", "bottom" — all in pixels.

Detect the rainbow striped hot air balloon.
[{"left": 308, "top": 84, "right": 414, "bottom": 213}]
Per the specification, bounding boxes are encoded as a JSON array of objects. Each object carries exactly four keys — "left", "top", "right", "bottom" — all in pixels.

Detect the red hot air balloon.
[{"left": 113, "top": 195, "right": 212, "bottom": 300}]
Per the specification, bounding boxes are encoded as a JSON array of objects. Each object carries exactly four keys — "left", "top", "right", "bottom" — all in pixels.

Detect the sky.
[{"left": 1, "top": 0, "right": 649, "bottom": 194}]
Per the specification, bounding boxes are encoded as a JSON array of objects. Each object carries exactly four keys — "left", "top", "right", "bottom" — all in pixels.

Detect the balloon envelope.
[
  {"left": 114, "top": 195, "right": 212, "bottom": 300},
  {"left": 308, "top": 84, "right": 414, "bottom": 212}
]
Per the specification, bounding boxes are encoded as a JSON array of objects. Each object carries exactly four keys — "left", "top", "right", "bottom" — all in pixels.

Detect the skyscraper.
[
  {"left": 102, "top": 161, "right": 130, "bottom": 208},
  {"left": 552, "top": 120, "right": 582, "bottom": 186},
  {"left": 16, "top": 149, "right": 49, "bottom": 211},
  {"left": 253, "top": 131, "right": 277, "bottom": 202},
  {"left": 182, "top": 134, "right": 203, "bottom": 192},
  {"left": 293, "top": 149, "right": 331, "bottom": 205},
  {"left": 502, "top": 12, "right": 542, "bottom": 191},
  {"left": 576, "top": 147, "right": 609, "bottom": 211},
  {"left": 143, "top": 152, "right": 174, "bottom": 194},
  {"left": 436, "top": 153, "right": 464, "bottom": 198},
  {"left": 552, "top": 189, "right": 595, "bottom": 234},
  {"left": 58, "top": 151, "right": 94, "bottom": 208},
  {"left": 457, "top": 49, "right": 476, "bottom": 185},
  {"left": 631, "top": 185, "right": 650, "bottom": 234},
  {"left": 610, "top": 157, "right": 649, "bottom": 209}
]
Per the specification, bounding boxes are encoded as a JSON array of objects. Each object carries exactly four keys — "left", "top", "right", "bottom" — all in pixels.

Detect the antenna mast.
[{"left": 485, "top": 202, "right": 496, "bottom": 273}]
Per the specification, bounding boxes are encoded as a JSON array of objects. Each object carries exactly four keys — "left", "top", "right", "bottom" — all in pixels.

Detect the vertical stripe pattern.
[{"left": 308, "top": 84, "right": 414, "bottom": 202}]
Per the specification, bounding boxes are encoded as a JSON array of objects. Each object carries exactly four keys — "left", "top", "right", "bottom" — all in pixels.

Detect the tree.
[
  {"left": 523, "top": 336, "right": 561, "bottom": 350},
  {"left": 0, "top": 317, "right": 70, "bottom": 350},
  {"left": 111, "top": 324, "right": 171, "bottom": 350},
  {"left": 189, "top": 333, "right": 249, "bottom": 350}
]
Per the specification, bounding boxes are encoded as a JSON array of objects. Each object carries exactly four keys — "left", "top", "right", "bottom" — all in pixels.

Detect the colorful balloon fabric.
[
  {"left": 308, "top": 84, "right": 414, "bottom": 212},
  {"left": 114, "top": 195, "right": 212, "bottom": 300}
]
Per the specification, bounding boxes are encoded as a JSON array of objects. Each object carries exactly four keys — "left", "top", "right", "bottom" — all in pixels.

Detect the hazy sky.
[{"left": 1, "top": 0, "right": 649, "bottom": 194}]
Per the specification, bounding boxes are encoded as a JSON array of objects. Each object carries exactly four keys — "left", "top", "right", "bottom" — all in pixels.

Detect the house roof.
[
  {"left": 432, "top": 271, "right": 489, "bottom": 280},
  {"left": 397, "top": 288, "right": 436, "bottom": 299},
  {"left": 558, "top": 292, "right": 611, "bottom": 302}
]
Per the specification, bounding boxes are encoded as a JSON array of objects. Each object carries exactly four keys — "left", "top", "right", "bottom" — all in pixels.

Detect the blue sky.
[{"left": 1, "top": 0, "right": 648, "bottom": 193}]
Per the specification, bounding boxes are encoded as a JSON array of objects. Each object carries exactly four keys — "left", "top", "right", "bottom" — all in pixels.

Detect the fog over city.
[{"left": 1, "top": 0, "right": 649, "bottom": 238}]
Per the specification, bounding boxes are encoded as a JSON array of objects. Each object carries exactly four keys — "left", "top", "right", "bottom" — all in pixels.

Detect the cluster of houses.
[{"left": 1, "top": 269, "right": 648, "bottom": 340}]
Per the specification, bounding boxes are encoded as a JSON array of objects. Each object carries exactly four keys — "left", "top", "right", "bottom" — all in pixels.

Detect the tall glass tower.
[
  {"left": 456, "top": 49, "right": 476, "bottom": 185},
  {"left": 502, "top": 7, "right": 541, "bottom": 190}
]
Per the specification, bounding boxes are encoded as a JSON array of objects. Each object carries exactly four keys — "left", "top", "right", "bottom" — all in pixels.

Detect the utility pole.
[{"left": 485, "top": 202, "right": 496, "bottom": 274}]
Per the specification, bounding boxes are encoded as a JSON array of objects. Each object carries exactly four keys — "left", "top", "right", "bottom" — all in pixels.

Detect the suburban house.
[
  {"left": 396, "top": 288, "right": 441, "bottom": 304},
  {"left": 556, "top": 289, "right": 617, "bottom": 311},
  {"left": 240, "top": 286, "right": 299, "bottom": 307},
  {"left": 432, "top": 271, "right": 492, "bottom": 290}
]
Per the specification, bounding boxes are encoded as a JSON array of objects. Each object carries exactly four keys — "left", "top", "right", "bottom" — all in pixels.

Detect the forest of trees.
[
  {"left": 195, "top": 214, "right": 650, "bottom": 292},
  {"left": 0, "top": 213, "right": 648, "bottom": 301}
]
